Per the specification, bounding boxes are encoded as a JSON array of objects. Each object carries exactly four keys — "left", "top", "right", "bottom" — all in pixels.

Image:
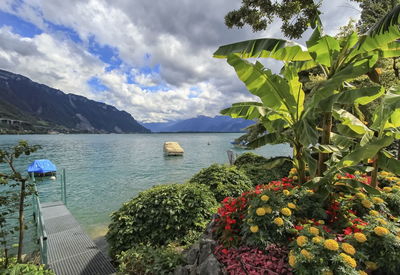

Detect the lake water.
[{"left": 0, "top": 134, "right": 291, "bottom": 239}]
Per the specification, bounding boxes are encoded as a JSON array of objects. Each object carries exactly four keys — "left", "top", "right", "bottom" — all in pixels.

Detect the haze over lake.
[{"left": 0, "top": 133, "right": 291, "bottom": 238}]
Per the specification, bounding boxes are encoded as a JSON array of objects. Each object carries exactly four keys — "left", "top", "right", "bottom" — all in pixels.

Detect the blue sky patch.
[
  {"left": 88, "top": 36, "right": 122, "bottom": 71},
  {"left": 45, "top": 20, "right": 82, "bottom": 43},
  {"left": 0, "top": 11, "right": 42, "bottom": 37},
  {"left": 87, "top": 76, "right": 108, "bottom": 93}
]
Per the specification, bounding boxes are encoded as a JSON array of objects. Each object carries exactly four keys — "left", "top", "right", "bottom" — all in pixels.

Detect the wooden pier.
[{"left": 40, "top": 201, "right": 116, "bottom": 275}]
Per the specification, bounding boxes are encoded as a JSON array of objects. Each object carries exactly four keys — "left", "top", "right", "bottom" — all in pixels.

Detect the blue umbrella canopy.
[{"left": 27, "top": 159, "right": 57, "bottom": 173}]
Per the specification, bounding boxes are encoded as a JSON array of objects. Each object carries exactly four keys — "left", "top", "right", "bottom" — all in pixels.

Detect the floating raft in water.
[{"left": 164, "top": 142, "right": 184, "bottom": 156}]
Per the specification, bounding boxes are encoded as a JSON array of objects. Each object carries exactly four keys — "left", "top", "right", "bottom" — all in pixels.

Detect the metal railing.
[
  {"left": 31, "top": 175, "right": 48, "bottom": 265},
  {"left": 59, "top": 169, "right": 67, "bottom": 205}
]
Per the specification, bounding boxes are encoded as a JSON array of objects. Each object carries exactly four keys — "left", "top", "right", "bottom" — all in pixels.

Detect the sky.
[{"left": 0, "top": 0, "right": 361, "bottom": 123}]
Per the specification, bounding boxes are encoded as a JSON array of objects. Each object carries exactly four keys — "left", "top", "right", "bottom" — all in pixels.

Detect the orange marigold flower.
[
  {"left": 341, "top": 243, "right": 356, "bottom": 255},
  {"left": 354, "top": 232, "right": 367, "bottom": 243},
  {"left": 324, "top": 239, "right": 339, "bottom": 251},
  {"left": 296, "top": 236, "right": 308, "bottom": 247},
  {"left": 374, "top": 226, "right": 389, "bottom": 236},
  {"left": 340, "top": 253, "right": 357, "bottom": 268}
]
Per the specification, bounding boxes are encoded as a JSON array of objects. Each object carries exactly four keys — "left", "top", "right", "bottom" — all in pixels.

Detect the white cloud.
[{"left": 0, "top": 0, "right": 361, "bottom": 122}]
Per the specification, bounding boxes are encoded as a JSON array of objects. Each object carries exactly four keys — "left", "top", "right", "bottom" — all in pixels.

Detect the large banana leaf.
[
  {"left": 214, "top": 38, "right": 312, "bottom": 61},
  {"left": 221, "top": 102, "right": 266, "bottom": 120},
  {"left": 377, "top": 152, "right": 400, "bottom": 174},
  {"left": 357, "top": 5, "right": 400, "bottom": 53},
  {"left": 333, "top": 108, "right": 373, "bottom": 136},
  {"left": 319, "top": 86, "right": 384, "bottom": 111},
  {"left": 335, "top": 136, "right": 393, "bottom": 168},
  {"left": 306, "top": 27, "right": 340, "bottom": 67},
  {"left": 306, "top": 57, "right": 377, "bottom": 111},
  {"left": 371, "top": 92, "right": 400, "bottom": 131},
  {"left": 247, "top": 132, "right": 288, "bottom": 148},
  {"left": 227, "top": 55, "right": 300, "bottom": 124}
]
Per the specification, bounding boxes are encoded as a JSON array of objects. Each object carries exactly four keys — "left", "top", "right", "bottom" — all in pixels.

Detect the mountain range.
[
  {"left": 143, "top": 115, "right": 254, "bottom": 132},
  {"left": 0, "top": 69, "right": 254, "bottom": 134},
  {"left": 0, "top": 69, "right": 149, "bottom": 134}
]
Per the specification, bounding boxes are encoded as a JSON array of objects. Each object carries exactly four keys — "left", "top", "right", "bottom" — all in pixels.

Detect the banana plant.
[
  {"left": 221, "top": 61, "right": 313, "bottom": 183},
  {"left": 215, "top": 5, "right": 400, "bottom": 182}
]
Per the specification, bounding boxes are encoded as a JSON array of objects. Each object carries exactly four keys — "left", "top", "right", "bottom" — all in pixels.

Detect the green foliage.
[
  {"left": 234, "top": 153, "right": 292, "bottom": 186},
  {"left": 0, "top": 141, "right": 41, "bottom": 263},
  {"left": 188, "top": 164, "right": 253, "bottom": 202},
  {"left": 224, "top": 0, "right": 321, "bottom": 39},
  {"left": 106, "top": 183, "right": 217, "bottom": 258},
  {"left": 117, "top": 244, "right": 184, "bottom": 275},
  {"left": 0, "top": 257, "right": 54, "bottom": 275}
]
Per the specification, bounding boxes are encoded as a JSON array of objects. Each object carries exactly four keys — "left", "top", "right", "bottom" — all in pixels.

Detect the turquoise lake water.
[{"left": 0, "top": 134, "right": 291, "bottom": 239}]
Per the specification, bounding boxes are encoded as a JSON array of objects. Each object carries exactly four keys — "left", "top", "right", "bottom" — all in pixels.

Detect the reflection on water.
[{"left": 0, "top": 134, "right": 292, "bottom": 239}]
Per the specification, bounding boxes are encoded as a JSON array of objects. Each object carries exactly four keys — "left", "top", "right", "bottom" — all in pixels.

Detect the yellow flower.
[
  {"left": 283, "top": 190, "right": 290, "bottom": 196},
  {"left": 380, "top": 171, "right": 389, "bottom": 176},
  {"left": 354, "top": 232, "right": 367, "bottom": 243},
  {"left": 288, "top": 255, "right": 296, "bottom": 267},
  {"left": 290, "top": 168, "right": 297, "bottom": 174},
  {"left": 307, "top": 189, "right": 314, "bottom": 193},
  {"left": 322, "top": 271, "right": 333, "bottom": 275},
  {"left": 318, "top": 220, "right": 325, "bottom": 225},
  {"left": 365, "top": 261, "right": 378, "bottom": 271},
  {"left": 324, "top": 239, "right": 339, "bottom": 251},
  {"left": 341, "top": 243, "right": 356, "bottom": 255},
  {"left": 312, "top": 236, "right": 323, "bottom": 243},
  {"left": 250, "top": 225, "right": 259, "bottom": 233},
  {"left": 377, "top": 218, "right": 388, "bottom": 225},
  {"left": 256, "top": 207, "right": 266, "bottom": 216},
  {"left": 361, "top": 199, "right": 373, "bottom": 208},
  {"left": 281, "top": 208, "right": 292, "bottom": 216},
  {"left": 356, "top": 192, "right": 366, "bottom": 199},
  {"left": 292, "top": 176, "right": 298, "bottom": 181},
  {"left": 261, "top": 195, "right": 269, "bottom": 201},
  {"left": 372, "top": 197, "right": 384, "bottom": 204},
  {"left": 374, "top": 226, "right": 389, "bottom": 236},
  {"left": 309, "top": 226, "right": 319, "bottom": 236},
  {"left": 273, "top": 217, "right": 284, "bottom": 226},
  {"left": 263, "top": 206, "right": 272, "bottom": 214},
  {"left": 339, "top": 253, "right": 357, "bottom": 268},
  {"left": 358, "top": 271, "right": 368, "bottom": 275},
  {"left": 296, "top": 236, "right": 308, "bottom": 247},
  {"left": 300, "top": 249, "right": 314, "bottom": 260},
  {"left": 383, "top": 187, "right": 392, "bottom": 193},
  {"left": 369, "top": 210, "right": 379, "bottom": 216},
  {"left": 288, "top": 203, "right": 296, "bottom": 209}
]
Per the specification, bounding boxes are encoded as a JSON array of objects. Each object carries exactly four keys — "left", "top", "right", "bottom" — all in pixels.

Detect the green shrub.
[
  {"left": 235, "top": 153, "right": 292, "bottom": 186},
  {"left": 117, "top": 244, "right": 184, "bottom": 275},
  {"left": 106, "top": 183, "right": 217, "bottom": 258},
  {"left": 188, "top": 164, "right": 253, "bottom": 202},
  {"left": 0, "top": 257, "right": 54, "bottom": 275},
  {"left": 234, "top": 152, "right": 269, "bottom": 167}
]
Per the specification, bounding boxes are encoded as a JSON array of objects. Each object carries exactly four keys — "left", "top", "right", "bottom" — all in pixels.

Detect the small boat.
[
  {"left": 164, "top": 142, "right": 184, "bottom": 156},
  {"left": 27, "top": 159, "right": 57, "bottom": 177}
]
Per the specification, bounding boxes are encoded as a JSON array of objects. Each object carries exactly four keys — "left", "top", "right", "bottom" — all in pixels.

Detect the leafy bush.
[
  {"left": 234, "top": 153, "right": 293, "bottom": 186},
  {"left": 117, "top": 244, "right": 184, "bottom": 275},
  {"left": 0, "top": 257, "right": 54, "bottom": 275},
  {"left": 188, "top": 164, "right": 253, "bottom": 202},
  {"left": 107, "top": 183, "right": 217, "bottom": 257}
]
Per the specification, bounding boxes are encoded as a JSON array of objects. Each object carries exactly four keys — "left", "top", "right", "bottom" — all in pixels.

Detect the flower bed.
[{"left": 212, "top": 170, "right": 400, "bottom": 275}]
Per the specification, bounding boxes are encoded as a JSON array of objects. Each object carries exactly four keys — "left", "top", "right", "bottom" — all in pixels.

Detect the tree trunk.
[
  {"left": 17, "top": 180, "right": 26, "bottom": 262},
  {"left": 295, "top": 143, "right": 306, "bottom": 184},
  {"left": 397, "top": 140, "right": 400, "bottom": 160},
  {"left": 371, "top": 155, "right": 379, "bottom": 188},
  {"left": 317, "top": 112, "right": 332, "bottom": 176}
]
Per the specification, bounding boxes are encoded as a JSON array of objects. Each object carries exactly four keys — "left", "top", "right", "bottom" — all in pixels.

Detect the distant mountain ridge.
[
  {"left": 0, "top": 69, "right": 149, "bottom": 134},
  {"left": 144, "top": 115, "right": 254, "bottom": 132}
]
